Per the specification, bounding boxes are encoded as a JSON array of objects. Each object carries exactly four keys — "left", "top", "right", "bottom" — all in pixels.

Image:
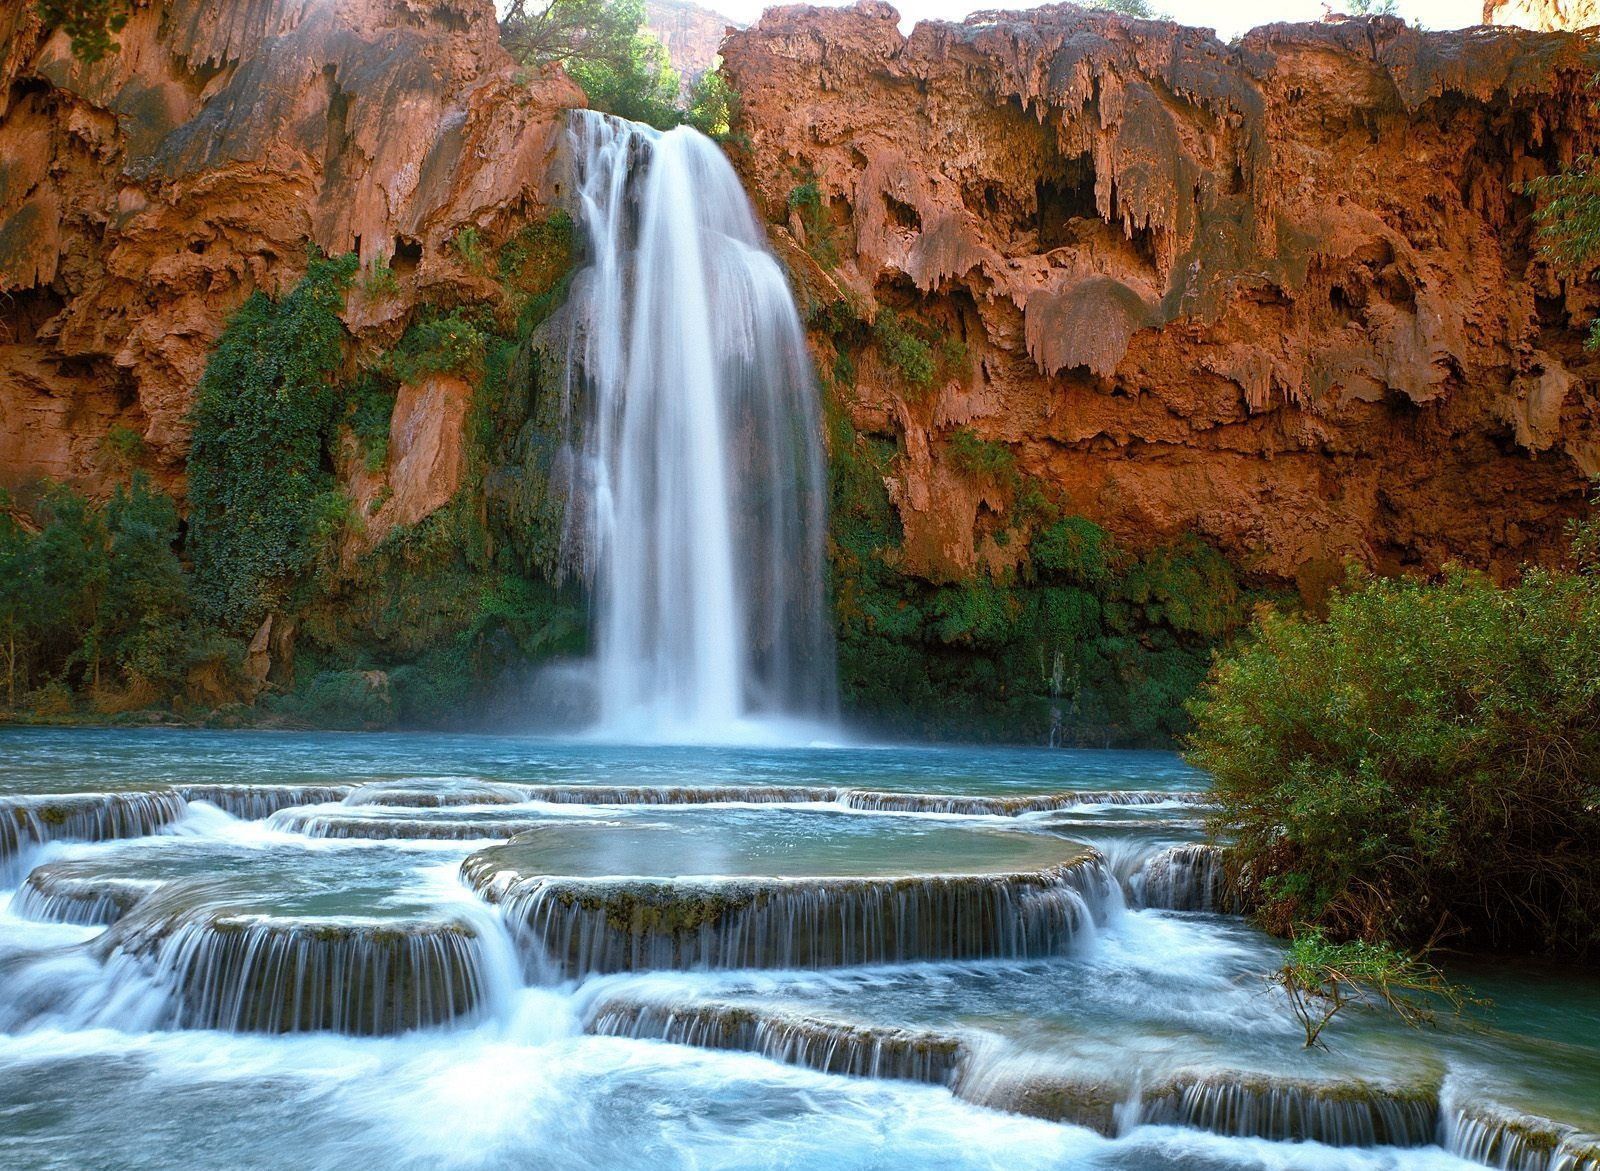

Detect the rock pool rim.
[{"left": 459, "top": 819, "right": 1100, "bottom": 883}]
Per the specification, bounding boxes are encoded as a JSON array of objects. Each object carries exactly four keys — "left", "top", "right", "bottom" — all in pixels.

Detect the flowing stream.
[
  {"left": 1, "top": 115, "right": 1596, "bottom": 1171},
  {"left": 0, "top": 726, "right": 1597, "bottom": 1171},
  {"left": 557, "top": 113, "right": 834, "bottom": 742}
]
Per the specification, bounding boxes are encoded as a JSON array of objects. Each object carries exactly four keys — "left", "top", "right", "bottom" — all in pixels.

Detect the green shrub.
[
  {"left": 1032, "top": 516, "right": 1114, "bottom": 587},
  {"left": 450, "top": 227, "right": 488, "bottom": 273},
  {"left": 1188, "top": 557, "right": 1600, "bottom": 957},
  {"left": 948, "top": 428, "right": 1016, "bottom": 482},
  {"left": 872, "top": 310, "right": 935, "bottom": 389},
  {"left": 686, "top": 69, "right": 740, "bottom": 140},
  {"left": 385, "top": 309, "right": 489, "bottom": 383},
  {"left": 346, "top": 375, "right": 395, "bottom": 472},
  {"left": 1273, "top": 928, "right": 1472, "bottom": 1049},
  {"left": 187, "top": 252, "right": 357, "bottom": 630},
  {"left": 359, "top": 255, "right": 400, "bottom": 298},
  {"left": 272, "top": 669, "right": 396, "bottom": 729},
  {"left": 788, "top": 178, "right": 840, "bottom": 267}
]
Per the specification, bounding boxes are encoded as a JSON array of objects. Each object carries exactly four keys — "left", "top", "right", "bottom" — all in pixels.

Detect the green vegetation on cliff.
[
  {"left": 500, "top": 0, "right": 739, "bottom": 137},
  {"left": 0, "top": 477, "right": 239, "bottom": 715},
  {"left": 1530, "top": 141, "right": 1600, "bottom": 348},
  {"left": 1187, "top": 520, "right": 1600, "bottom": 958},
  {"left": 3, "top": 212, "right": 583, "bottom": 730},
  {"left": 187, "top": 253, "right": 357, "bottom": 631},
  {"left": 826, "top": 408, "right": 1258, "bottom": 745}
]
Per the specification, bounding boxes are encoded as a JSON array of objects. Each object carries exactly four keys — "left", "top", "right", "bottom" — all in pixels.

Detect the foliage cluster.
[
  {"left": 0, "top": 208, "right": 585, "bottom": 730},
  {"left": 1187, "top": 535, "right": 1600, "bottom": 958},
  {"left": 1272, "top": 928, "right": 1471, "bottom": 1048},
  {"left": 826, "top": 411, "right": 1256, "bottom": 744},
  {"left": 789, "top": 178, "right": 840, "bottom": 268},
  {"left": 34, "top": 0, "right": 129, "bottom": 63},
  {"left": 0, "top": 478, "right": 240, "bottom": 713},
  {"left": 186, "top": 253, "right": 358, "bottom": 632},
  {"left": 1530, "top": 147, "right": 1600, "bottom": 349},
  {"left": 501, "top": 0, "right": 743, "bottom": 137}
]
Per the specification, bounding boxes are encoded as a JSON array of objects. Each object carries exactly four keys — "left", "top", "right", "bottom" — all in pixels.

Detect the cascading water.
[{"left": 557, "top": 111, "right": 836, "bottom": 741}]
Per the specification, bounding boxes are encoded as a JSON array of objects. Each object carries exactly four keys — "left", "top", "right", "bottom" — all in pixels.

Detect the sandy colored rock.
[
  {"left": 1486, "top": 0, "right": 1599, "bottom": 31},
  {"left": 723, "top": 3, "right": 1600, "bottom": 585}
]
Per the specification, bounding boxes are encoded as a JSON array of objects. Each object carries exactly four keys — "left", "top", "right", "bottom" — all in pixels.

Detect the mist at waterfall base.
[{"left": 515, "top": 112, "right": 837, "bottom": 747}]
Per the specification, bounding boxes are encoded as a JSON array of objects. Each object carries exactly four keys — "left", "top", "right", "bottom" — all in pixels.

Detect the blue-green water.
[{"left": 0, "top": 728, "right": 1593, "bottom": 1171}]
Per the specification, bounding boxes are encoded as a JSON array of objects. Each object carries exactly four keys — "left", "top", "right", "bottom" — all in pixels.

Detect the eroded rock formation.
[
  {"left": 724, "top": 3, "right": 1600, "bottom": 591},
  {"left": 1486, "top": 0, "right": 1599, "bottom": 32},
  {"left": 0, "top": 0, "right": 578, "bottom": 503}
]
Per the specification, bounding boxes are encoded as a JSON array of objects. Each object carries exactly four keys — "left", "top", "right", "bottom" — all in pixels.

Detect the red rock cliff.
[
  {"left": 0, "top": 0, "right": 579, "bottom": 501},
  {"left": 723, "top": 3, "right": 1600, "bottom": 592}
]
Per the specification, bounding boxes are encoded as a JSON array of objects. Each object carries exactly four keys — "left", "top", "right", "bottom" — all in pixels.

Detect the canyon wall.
[
  {"left": 723, "top": 3, "right": 1600, "bottom": 595},
  {"left": 0, "top": 0, "right": 578, "bottom": 508}
]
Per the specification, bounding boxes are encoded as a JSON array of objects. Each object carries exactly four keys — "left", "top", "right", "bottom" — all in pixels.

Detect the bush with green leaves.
[
  {"left": 187, "top": 253, "right": 357, "bottom": 631},
  {"left": 1187, "top": 542, "right": 1600, "bottom": 958},
  {"left": 0, "top": 477, "right": 215, "bottom": 709}
]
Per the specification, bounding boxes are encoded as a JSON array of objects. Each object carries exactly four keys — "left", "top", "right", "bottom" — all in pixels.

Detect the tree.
[
  {"left": 187, "top": 253, "right": 356, "bottom": 631},
  {"left": 101, "top": 475, "right": 190, "bottom": 691},
  {"left": 501, "top": 0, "right": 683, "bottom": 131},
  {"left": 33, "top": 0, "right": 130, "bottom": 63},
  {"left": 0, "top": 497, "right": 44, "bottom": 708},
  {"left": 500, "top": 0, "right": 644, "bottom": 73}
]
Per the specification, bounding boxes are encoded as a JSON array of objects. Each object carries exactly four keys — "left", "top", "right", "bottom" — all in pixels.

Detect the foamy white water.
[{"left": 557, "top": 112, "right": 836, "bottom": 744}]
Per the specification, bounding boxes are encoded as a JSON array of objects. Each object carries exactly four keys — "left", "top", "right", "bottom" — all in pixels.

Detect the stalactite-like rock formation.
[
  {"left": 723, "top": 3, "right": 1600, "bottom": 590},
  {"left": 0, "top": 0, "right": 579, "bottom": 501}
]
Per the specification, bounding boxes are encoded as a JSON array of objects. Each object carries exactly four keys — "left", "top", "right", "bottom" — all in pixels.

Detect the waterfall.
[{"left": 557, "top": 110, "right": 836, "bottom": 741}]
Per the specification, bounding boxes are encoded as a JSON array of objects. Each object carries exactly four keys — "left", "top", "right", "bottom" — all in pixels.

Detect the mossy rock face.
[
  {"left": 14, "top": 864, "right": 160, "bottom": 926},
  {"left": 962, "top": 1066, "right": 1441, "bottom": 1147},
  {"left": 1447, "top": 1100, "right": 1600, "bottom": 1171},
  {"left": 1137, "top": 1071, "right": 1441, "bottom": 1147}
]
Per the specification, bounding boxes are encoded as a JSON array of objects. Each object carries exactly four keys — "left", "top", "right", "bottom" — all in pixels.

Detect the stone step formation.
[{"left": 0, "top": 768, "right": 1594, "bottom": 1171}]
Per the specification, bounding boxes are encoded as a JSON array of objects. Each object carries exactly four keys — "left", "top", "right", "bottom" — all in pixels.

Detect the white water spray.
[{"left": 557, "top": 111, "right": 836, "bottom": 742}]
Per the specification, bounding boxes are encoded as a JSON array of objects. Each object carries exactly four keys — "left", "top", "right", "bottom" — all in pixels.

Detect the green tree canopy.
[{"left": 501, "top": 0, "right": 682, "bottom": 130}]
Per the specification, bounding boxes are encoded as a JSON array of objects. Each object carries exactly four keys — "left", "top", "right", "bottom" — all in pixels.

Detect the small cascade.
[
  {"left": 175, "top": 784, "right": 354, "bottom": 819},
  {"left": 557, "top": 110, "right": 835, "bottom": 738},
  {"left": 271, "top": 809, "right": 553, "bottom": 842},
  {"left": 1133, "top": 1072, "right": 1440, "bottom": 1147},
  {"left": 587, "top": 996, "right": 967, "bottom": 1084},
  {"left": 957, "top": 1063, "right": 1440, "bottom": 1147},
  {"left": 99, "top": 893, "right": 493, "bottom": 1035},
  {"left": 515, "top": 784, "right": 842, "bottom": 806},
  {"left": 468, "top": 858, "right": 1121, "bottom": 977},
  {"left": 340, "top": 781, "right": 535, "bottom": 808},
  {"left": 837, "top": 790, "right": 1207, "bottom": 816},
  {"left": 1442, "top": 1098, "right": 1600, "bottom": 1171},
  {"left": 0, "top": 791, "right": 188, "bottom": 875},
  {"left": 15, "top": 862, "right": 161, "bottom": 926},
  {"left": 1127, "top": 843, "right": 1241, "bottom": 913}
]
